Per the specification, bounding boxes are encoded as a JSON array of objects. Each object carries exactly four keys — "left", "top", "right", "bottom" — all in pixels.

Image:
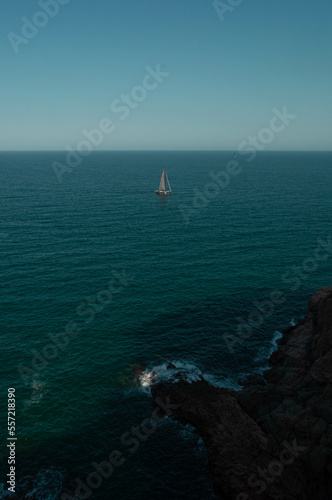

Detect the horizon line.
[{"left": 0, "top": 149, "right": 331, "bottom": 153}]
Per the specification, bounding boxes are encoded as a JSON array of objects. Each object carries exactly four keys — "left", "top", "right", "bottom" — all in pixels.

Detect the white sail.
[
  {"left": 165, "top": 171, "right": 171, "bottom": 192},
  {"left": 156, "top": 168, "right": 171, "bottom": 194},
  {"left": 159, "top": 169, "right": 166, "bottom": 191}
]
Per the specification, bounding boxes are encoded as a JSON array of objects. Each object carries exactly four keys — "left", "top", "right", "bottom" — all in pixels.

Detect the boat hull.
[{"left": 155, "top": 190, "right": 171, "bottom": 195}]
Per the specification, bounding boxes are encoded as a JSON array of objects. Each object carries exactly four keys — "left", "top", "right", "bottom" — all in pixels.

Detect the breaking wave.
[
  {"left": 254, "top": 329, "right": 283, "bottom": 369},
  {"left": 137, "top": 360, "right": 240, "bottom": 393}
]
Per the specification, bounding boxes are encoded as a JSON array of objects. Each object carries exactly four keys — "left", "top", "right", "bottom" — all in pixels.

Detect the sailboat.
[{"left": 155, "top": 168, "right": 171, "bottom": 195}]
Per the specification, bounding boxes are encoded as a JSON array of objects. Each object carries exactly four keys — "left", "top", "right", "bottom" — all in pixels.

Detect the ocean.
[{"left": 1, "top": 151, "right": 332, "bottom": 499}]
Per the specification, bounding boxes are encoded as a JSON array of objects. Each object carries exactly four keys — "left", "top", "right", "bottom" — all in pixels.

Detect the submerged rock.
[{"left": 151, "top": 287, "right": 332, "bottom": 499}]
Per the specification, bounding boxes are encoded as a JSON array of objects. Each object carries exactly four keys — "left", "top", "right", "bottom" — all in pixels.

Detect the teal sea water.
[{"left": 1, "top": 151, "right": 332, "bottom": 499}]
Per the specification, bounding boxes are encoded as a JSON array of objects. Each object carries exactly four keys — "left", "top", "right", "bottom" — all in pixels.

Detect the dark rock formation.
[{"left": 151, "top": 287, "right": 332, "bottom": 499}]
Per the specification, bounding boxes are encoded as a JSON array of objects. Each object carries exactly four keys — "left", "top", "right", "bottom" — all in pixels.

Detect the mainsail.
[{"left": 159, "top": 169, "right": 167, "bottom": 191}]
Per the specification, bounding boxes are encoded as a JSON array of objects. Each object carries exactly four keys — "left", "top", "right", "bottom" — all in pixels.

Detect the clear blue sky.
[{"left": 1, "top": 0, "right": 331, "bottom": 150}]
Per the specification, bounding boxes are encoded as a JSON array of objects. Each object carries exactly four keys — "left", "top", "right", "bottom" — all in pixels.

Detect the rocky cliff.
[{"left": 151, "top": 287, "right": 332, "bottom": 499}]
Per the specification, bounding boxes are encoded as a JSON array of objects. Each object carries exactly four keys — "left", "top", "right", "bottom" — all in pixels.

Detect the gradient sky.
[{"left": 1, "top": 0, "right": 331, "bottom": 150}]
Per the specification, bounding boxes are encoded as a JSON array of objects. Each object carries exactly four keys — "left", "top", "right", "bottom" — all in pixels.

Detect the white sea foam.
[
  {"left": 254, "top": 330, "right": 283, "bottom": 368},
  {"left": 139, "top": 370, "right": 156, "bottom": 388},
  {"left": 271, "top": 329, "right": 283, "bottom": 349},
  {"left": 137, "top": 360, "right": 240, "bottom": 393},
  {"left": 138, "top": 360, "right": 203, "bottom": 390}
]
